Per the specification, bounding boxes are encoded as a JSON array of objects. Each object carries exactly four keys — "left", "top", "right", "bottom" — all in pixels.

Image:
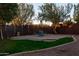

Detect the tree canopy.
[
  {"left": 18, "top": 3, "right": 34, "bottom": 20},
  {"left": 0, "top": 3, "right": 18, "bottom": 22},
  {"left": 38, "top": 3, "right": 73, "bottom": 24},
  {"left": 74, "top": 4, "right": 79, "bottom": 23}
]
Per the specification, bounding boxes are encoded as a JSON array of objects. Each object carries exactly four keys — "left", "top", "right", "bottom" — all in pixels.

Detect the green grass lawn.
[{"left": 0, "top": 37, "right": 74, "bottom": 56}]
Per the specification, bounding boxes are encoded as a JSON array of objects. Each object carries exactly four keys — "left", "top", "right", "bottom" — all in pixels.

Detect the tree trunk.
[
  {"left": 28, "top": 24, "right": 29, "bottom": 34},
  {"left": 52, "top": 24, "right": 57, "bottom": 34},
  {"left": 53, "top": 28, "right": 57, "bottom": 34},
  {"left": 0, "top": 29, "right": 3, "bottom": 40},
  {"left": 14, "top": 26, "right": 16, "bottom": 36}
]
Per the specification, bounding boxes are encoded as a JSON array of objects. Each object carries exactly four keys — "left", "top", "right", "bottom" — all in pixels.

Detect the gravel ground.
[{"left": 11, "top": 34, "right": 72, "bottom": 41}]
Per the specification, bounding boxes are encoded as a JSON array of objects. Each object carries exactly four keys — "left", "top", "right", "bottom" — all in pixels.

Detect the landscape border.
[{"left": 9, "top": 35, "right": 76, "bottom": 56}]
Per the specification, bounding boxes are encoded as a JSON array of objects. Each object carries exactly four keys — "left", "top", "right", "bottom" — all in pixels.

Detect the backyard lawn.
[{"left": 0, "top": 37, "right": 74, "bottom": 56}]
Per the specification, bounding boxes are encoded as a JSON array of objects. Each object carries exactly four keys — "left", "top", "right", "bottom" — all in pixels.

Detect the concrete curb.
[{"left": 8, "top": 35, "right": 76, "bottom": 56}]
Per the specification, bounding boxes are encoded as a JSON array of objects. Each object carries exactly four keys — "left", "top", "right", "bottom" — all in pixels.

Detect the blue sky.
[{"left": 33, "top": 3, "right": 42, "bottom": 15}]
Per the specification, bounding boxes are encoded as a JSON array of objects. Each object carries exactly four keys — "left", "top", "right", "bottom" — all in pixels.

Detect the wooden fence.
[{"left": 1, "top": 24, "right": 79, "bottom": 38}]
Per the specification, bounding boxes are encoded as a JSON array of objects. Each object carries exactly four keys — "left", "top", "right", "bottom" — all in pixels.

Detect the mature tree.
[
  {"left": 0, "top": 3, "right": 18, "bottom": 22},
  {"left": 38, "top": 3, "right": 60, "bottom": 33},
  {"left": 12, "top": 3, "right": 34, "bottom": 26},
  {"left": 38, "top": 3, "right": 59, "bottom": 24},
  {"left": 73, "top": 4, "right": 79, "bottom": 23},
  {"left": 38, "top": 3, "right": 73, "bottom": 33},
  {"left": 58, "top": 3, "right": 73, "bottom": 22},
  {"left": 12, "top": 3, "right": 34, "bottom": 35},
  {"left": 0, "top": 3, "right": 18, "bottom": 40},
  {"left": 11, "top": 17, "right": 26, "bottom": 26},
  {"left": 18, "top": 3, "right": 34, "bottom": 21}
]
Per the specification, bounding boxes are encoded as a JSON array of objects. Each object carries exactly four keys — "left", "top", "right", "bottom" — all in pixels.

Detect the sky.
[
  {"left": 32, "top": 3, "right": 74, "bottom": 18},
  {"left": 32, "top": 3, "right": 42, "bottom": 17},
  {"left": 31, "top": 3, "right": 75, "bottom": 25}
]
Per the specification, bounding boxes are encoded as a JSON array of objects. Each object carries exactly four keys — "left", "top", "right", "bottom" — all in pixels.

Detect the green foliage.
[
  {"left": 38, "top": 3, "right": 73, "bottom": 24},
  {"left": 0, "top": 3, "right": 18, "bottom": 22},
  {"left": 74, "top": 4, "right": 79, "bottom": 23},
  {"left": 18, "top": 3, "right": 34, "bottom": 20},
  {"left": 38, "top": 3, "right": 60, "bottom": 24},
  {"left": 58, "top": 3, "right": 73, "bottom": 21}
]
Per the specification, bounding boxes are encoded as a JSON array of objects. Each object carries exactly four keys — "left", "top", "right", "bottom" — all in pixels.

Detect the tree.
[
  {"left": 73, "top": 4, "right": 79, "bottom": 23},
  {"left": 38, "top": 3, "right": 60, "bottom": 33},
  {"left": 38, "top": 3, "right": 73, "bottom": 33},
  {"left": 11, "top": 16, "right": 26, "bottom": 26},
  {"left": 58, "top": 3, "right": 73, "bottom": 22},
  {"left": 38, "top": 4, "right": 59, "bottom": 23},
  {"left": 18, "top": 3, "right": 34, "bottom": 34},
  {"left": 0, "top": 3, "right": 18, "bottom": 40},
  {"left": 0, "top": 3, "right": 18, "bottom": 22},
  {"left": 18, "top": 3, "right": 34, "bottom": 21}
]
